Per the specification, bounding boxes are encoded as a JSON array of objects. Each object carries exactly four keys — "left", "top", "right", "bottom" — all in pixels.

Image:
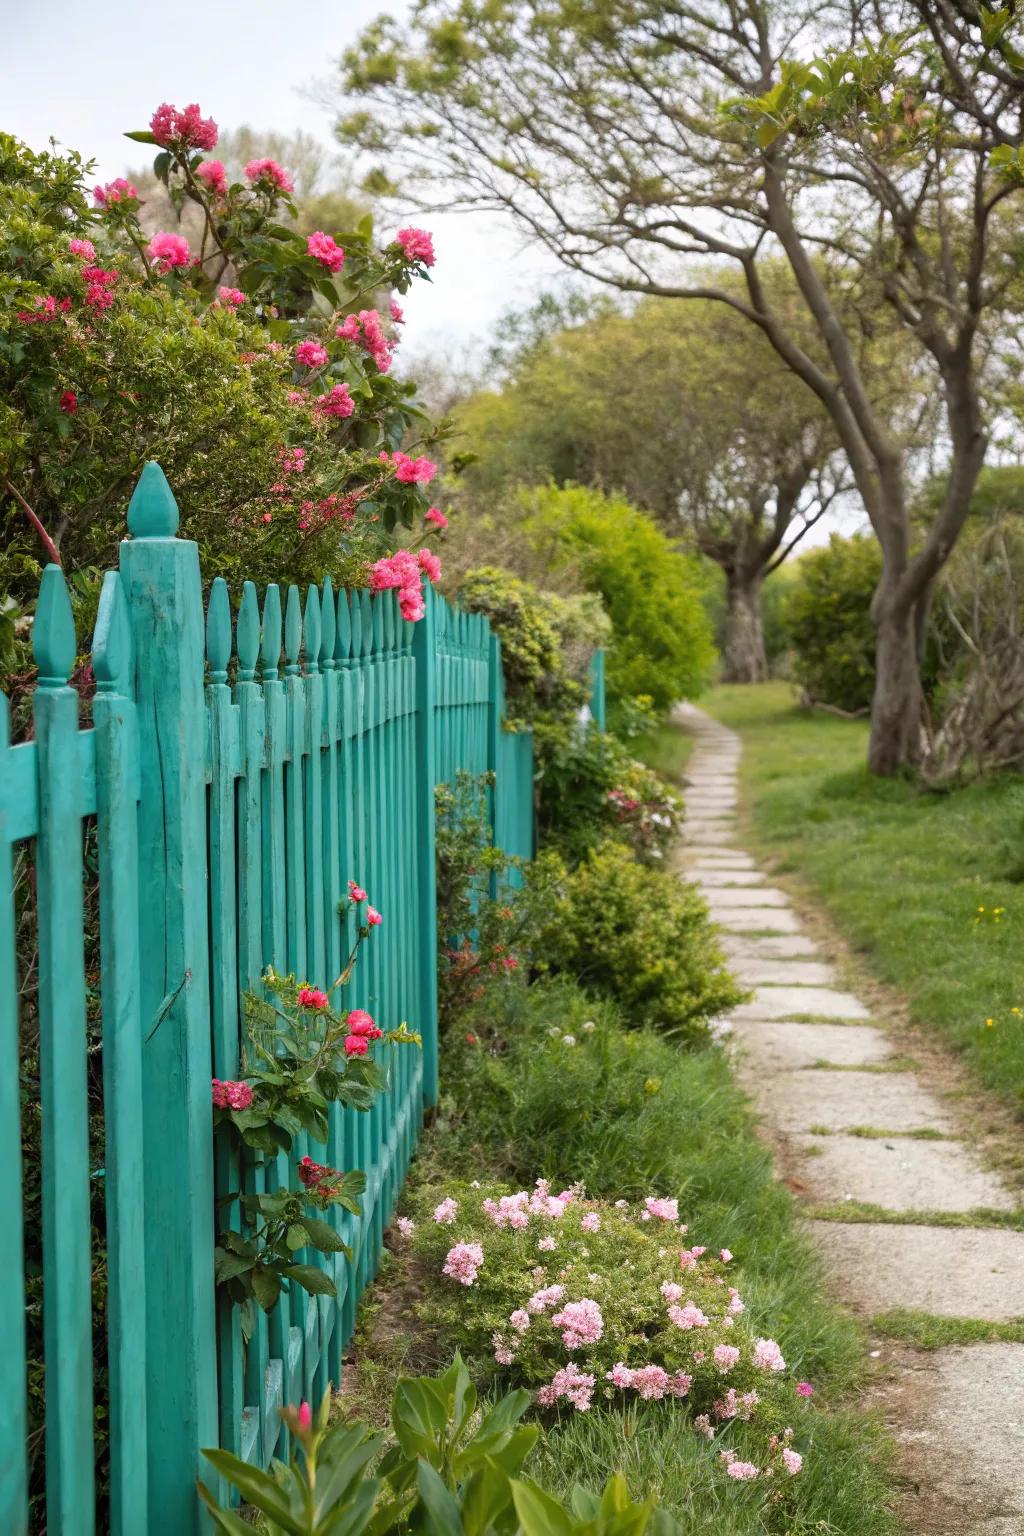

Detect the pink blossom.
[
  {"left": 367, "top": 906, "right": 383, "bottom": 926},
  {"left": 606, "top": 1363, "right": 634, "bottom": 1389},
  {"left": 492, "top": 1334, "right": 515, "bottom": 1366},
  {"left": 581, "top": 1211, "right": 601, "bottom": 1233},
  {"left": 287, "top": 390, "right": 307, "bottom": 406},
  {"left": 344, "top": 1034, "right": 368, "bottom": 1056},
  {"left": 296, "top": 1401, "right": 312, "bottom": 1431},
  {"left": 483, "top": 1192, "right": 531, "bottom": 1229},
  {"left": 348, "top": 880, "right": 368, "bottom": 902},
  {"left": 443, "top": 1240, "right": 483, "bottom": 1286},
  {"left": 433, "top": 1197, "right": 458, "bottom": 1225},
  {"left": 551, "top": 1298, "right": 603, "bottom": 1350},
  {"left": 148, "top": 231, "right": 192, "bottom": 270},
  {"left": 297, "top": 987, "right": 329, "bottom": 1010},
  {"left": 425, "top": 507, "right": 448, "bottom": 529},
  {"left": 370, "top": 550, "right": 420, "bottom": 594},
  {"left": 509, "top": 1309, "right": 531, "bottom": 1334},
  {"left": 347, "top": 1009, "right": 381, "bottom": 1039},
  {"left": 728, "top": 1288, "right": 745, "bottom": 1315},
  {"left": 796, "top": 1382, "right": 814, "bottom": 1398},
  {"left": 720, "top": 1248, "right": 733, "bottom": 1263},
  {"left": 528, "top": 1178, "right": 573, "bottom": 1219},
  {"left": 395, "top": 226, "right": 436, "bottom": 266},
  {"left": 713, "top": 1345, "right": 741, "bottom": 1374},
  {"left": 212, "top": 1078, "right": 254, "bottom": 1110},
  {"left": 307, "top": 230, "right": 345, "bottom": 273},
  {"left": 217, "top": 285, "right": 246, "bottom": 307},
  {"left": 667, "top": 1302, "right": 709, "bottom": 1330},
  {"left": 752, "top": 1338, "right": 786, "bottom": 1373},
  {"left": 18, "top": 295, "right": 67, "bottom": 324},
  {"left": 535, "top": 1363, "right": 595, "bottom": 1411},
  {"left": 68, "top": 238, "right": 96, "bottom": 259},
  {"left": 644, "top": 1196, "right": 679, "bottom": 1223},
  {"left": 660, "top": 1281, "right": 683, "bottom": 1302},
  {"left": 93, "top": 178, "right": 138, "bottom": 207},
  {"left": 537, "top": 1235, "right": 556, "bottom": 1252},
  {"left": 82, "top": 266, "right": 119, "bottom": 311},
  {"left": 295, "top": 339, "right": 328, "bottom": 368},
  {"left": 197, "top": 160, "right": 229, "bottom": 197},
  {"left": 389, "top": 298, "right": 405, "bottom": 324},
  {"left": 417, "top": 548, "right": 442, "bottom": 584},
  {"left": 336, "top": 308, "right": 394, "bottom": 372},
  {"left": 726, "top": 1462, "right": 759, "bottom": 1482},
  {"left": 151, "top": 102, "right": 218, "bottom": 151},
  {"left": 396, "top": 1216, "right": 415, "bottom": 1238},
  {"left": 245, "top": 158, "right": 294, "bottom": 194},
  {"left": 782, "top": 1448, "right": 802, "bottom": 1475},
  {"left": 280, "top": 447, "right": 305, "bottom": 475},
  {"left": 384, "top": 450, "right": 437, "bottom": 485},
  {"left": 527, "top": 1283, "right": 564, "bottom": 1314},
  {"left": 314, "top": 384, "right": 354, "bottom": 420}
]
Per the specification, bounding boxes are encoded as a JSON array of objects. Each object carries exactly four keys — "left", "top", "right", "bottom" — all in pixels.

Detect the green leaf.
[
  {"left": 124, "top": 129, "right": 159, "bottom": 144},
  {"left": 215, "top": 1250, "right": 257, "bottom": 1283},
  {"left": 302, "top": 1216, "right": 350, "bottom": 1254},
  {"left": 415, "top": 1461, "right": 464, "bottom": 1536},
  {"left": 196, "top": 1480, "right": 259, "bottom": 1534},
  {"left": 200, "top": 1450, "right": 305, "bottom": 1533},
  {"left": 286, "top": 1223, "right": 309, "bottom": 1251},
  {"left": 251, "top": 1266, "right": 283, "bottom": 1312},
  {"left": 510, "top": 1479, "right": 574, "bottom": 1536},
  {"left": 283, "top": 1263, "right": 337, "bottom": 1296},
  {"left": 391, "top": 1377, "right": 450, "bottom": 1462}
]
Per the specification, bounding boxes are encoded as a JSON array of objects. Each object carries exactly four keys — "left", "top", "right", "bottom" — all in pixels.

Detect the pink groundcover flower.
[
  {"left": 644, "top": 1196, "right": 679, "bottom": 1223},
  {"left": 307, "top": 230, "right": 345, "bottom": 273},
  {"left": 443, "top": 1240, "right": 484, "bottom": 1286},
  {"left": 551, "top": 1298, "right": 604, "bottom": 1350},
  {"left": 434, "top": 1197, "right": 459, "bottom": 1225},
  {"left": 536, "top": 1363, "right": 596, "bottom": 1412}
]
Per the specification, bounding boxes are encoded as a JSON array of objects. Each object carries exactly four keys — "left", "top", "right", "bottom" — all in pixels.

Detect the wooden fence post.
[
  {"left": 589, "top": 648, "right": 606, "bottom": 731},
  {"left": 487, "top": 630, "right": 502, "bottom": 897},
  {"left": 412, "top": 584, "right": 440, "bottom": 1106},
  {"left": 119, "top": 463, "right": 218, "bottom": 1534}
]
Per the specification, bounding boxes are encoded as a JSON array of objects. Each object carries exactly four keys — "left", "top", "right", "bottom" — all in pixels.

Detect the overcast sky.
[{"left": 6, "top": 0, "right": 564, "bottom": 355}]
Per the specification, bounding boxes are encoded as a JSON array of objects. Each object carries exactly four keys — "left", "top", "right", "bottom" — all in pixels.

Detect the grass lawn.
[
  {"left": 629, "top": 718, "right": 695, "bottom": 781},
  {"left": 691, "top": 682, "right": 1024, "bottom": 1118}
]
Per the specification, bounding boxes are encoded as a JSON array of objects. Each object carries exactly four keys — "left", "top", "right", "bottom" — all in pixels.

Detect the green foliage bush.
[
  {"left": 535, "top": 723, "right": 682, "bottom": 867},
  {"left": 782, "top": 534, "right": 881, "bottom": 712},
  {"left": 539, "top": 841, "right": 744, "bottom": 1039},
  {"left": 458, "top": 565, "right": 609, "bottom": 729},
  {"left": 522, "top": 486, "right": 716, "bottom": 712}
]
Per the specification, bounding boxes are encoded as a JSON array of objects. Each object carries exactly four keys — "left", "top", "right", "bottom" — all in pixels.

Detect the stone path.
[{"left": 672, "top": 703, "right": 1024, "bottom": 1536}]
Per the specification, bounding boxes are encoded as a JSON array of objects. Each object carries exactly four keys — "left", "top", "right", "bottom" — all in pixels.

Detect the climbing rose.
[
  {"left": 425, "top": 507, "right": 448, "bottom": 529},
  {"left": 59, "top": 391, "right": 77, "bottom": 414},
  {"left": 68, "top": 238, "right": 96, "bottom": 259},
  {"left": 148, "top": 231, "right": 192, "bottom": 270},
  {"left": 395, "top": 226, "right": 435, "bottom": 266},
  {"left": 347, "top": 1009, "right": 382, "bottom": 1039},
  {"left": 343, "top": 1034, "right": 368, "bottom": 1057},
  {"left": 313, "top": 384, "right": 354, "bottom": 419},
  {"left": 348, "top": 881, "right": 368, "bottom": 902},
  {"left": 197, "top": 160, "right": 228, "bottom": 197},
  {"left": 336, "top": 308, "right": 393, "bottom": 372},
  {"left": 399, "top": 587, "right": 425, "bottom": 622},
  {"left": 295, "top": 339, "right": 328, "bottom": 368},
  {"left": 150, "top": 101, "right": 218, "bottom": 151},
  {"left": 366, "top": 906, "right": 383, "bottom": 926},
  {"left": 417, "top": 548, "right": 442, "bottom": 584},
  {"left": 245, "top": 157, "right": 294, "bottom": 193},
  {"left": 383, "top": 450, "right": 437, "bottom": 484},
  {"left": 307, "top": 230, "right": 345, "bottom": 273},
  {"left": 93, "top": 178, "right": 138, "bottom": 206},
  {"left": 389, "top": 298, "right": 405, "bottom": 323},
  {"left": 297, "top": 986, "right": 328, "bottom": 1010},
  {"left": 217, "top": 285, "right": 246, "bottom": 307},
  {"left": 212, "top": 1078, "right": 253, "bottom": 1110}
]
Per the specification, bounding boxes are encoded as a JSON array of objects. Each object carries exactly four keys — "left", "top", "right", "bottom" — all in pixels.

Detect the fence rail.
[{"left": 1, "top": 463, "right": 536, "bottom": 1535}]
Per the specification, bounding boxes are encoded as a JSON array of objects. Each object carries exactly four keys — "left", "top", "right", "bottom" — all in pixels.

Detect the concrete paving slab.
[
  {"left": 731, "top": 957, "right": 837, "bottom": 986},
  {"left": 677, "top": 849, "right": 753, "bottom": 866},
  {"left": 722, "top": 932, "right": 821, "bottom": 958},
  {"left": 704, "top": 886, "right": 791, "bottom": 907},
  {"left": 790, "top": 1133, "right": 1016, "bottom": 1211},
  {"left": 764, "top": 1069, "right": 954, "bottom": 1133},
  {"left": 731, "top": 984, "right": 870, "bottom": 1020},
  {"left": 812, "top": 1223, "right": 1024, "bottom": 1318},
  {"left": 693, "top": 869, "right": 766, "bottom": 887},
  {"left": 710, "top": 907, "right": 805, "bottom": 934},
  {"left": 731, "top": 1019, "right": 892, "bottom": 1070}
]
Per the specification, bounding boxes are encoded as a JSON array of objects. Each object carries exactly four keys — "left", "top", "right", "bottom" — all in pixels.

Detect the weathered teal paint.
[
  {"left": 3, "top": 463, "right": 536, "bottom": 1531},
  {"left": 589, "top": 648, "right": 607, "bottom": 731}
]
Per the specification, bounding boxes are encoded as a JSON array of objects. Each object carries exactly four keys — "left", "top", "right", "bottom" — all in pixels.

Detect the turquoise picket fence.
[{"left": 1, "top": 463, "right": 535, "bottom": 1536}]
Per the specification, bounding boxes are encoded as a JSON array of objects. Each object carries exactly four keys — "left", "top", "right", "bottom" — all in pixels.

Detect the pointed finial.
[
  {"left": 206, "top": 578, "right": 231, "bottom": 683},
  {"left": 236, "top": 581, "right": 260, "bottom": 681},
  {"left": 303, "top": 585, "right": 322, "bottom": 674},
  {"left": 320, "top": 576, "right": 336, "bottom": 668},
  {"left": 127, "top": 461, "right": 179, "bottom": 538},
  {"left": 33, "top": 564, "right": 76, "bottom": 684},
  {"left": 93, "top": 570, "right": 132, "bottom": 694},
  {"left": 284, "top": 585, "right": 302, "bottom": 675},
  {"left": 261, "top": 584, "right": 282, "bottom": 679}
]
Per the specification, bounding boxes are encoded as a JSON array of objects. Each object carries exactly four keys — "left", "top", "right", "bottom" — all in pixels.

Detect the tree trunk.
[
  {"left": 721, "top": 571, "right": 768, "bottom": 683},
  {"left": 868, "top": 600, "right": 924, "bottom": 774}
]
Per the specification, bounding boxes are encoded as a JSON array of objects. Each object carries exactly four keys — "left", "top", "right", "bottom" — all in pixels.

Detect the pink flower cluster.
[
  {"left": 307, "top": 231, "right": 345, "bottom": 273},
  {"left": 605, "top": 1363, "right": 692, "bottom": 1401},
  {"left": 150, "top": 101, "right": 218, "bottom": 151},
  {"left": 395, "top": 226, "right": 436, "bottom": 267},
  {"left": 425, "top": 507, "right": 448, "bottom": 529},
  {"left": 380, "top": 450, "right": 437, "bottom": 485},
  {"left": 752, "top": 1337, "right": 786, "bottom": 1373},
  {"left": 346, "top": 1008, "right": 383, "bottom": 1045},
  {"left": 217, "top": 285, "right": 246, "bottom": 308},
  {"left": 295, "top": 339, "right": 328, "bottom": 369},
  {"left": 212, "top": 1078, "right": 253, "bottom": 1110},
  {"left": 68, "top": 238, "right": 96, "bottom": 260},
  {"left": 483, "top": 1192, "right": 531, "bottom": 1230},
  {"left": 197, "top": 160, "right": 228, "bottom": 198},
  {"left": 714, "top": 1387, "right": 760, "bottom": 1422},
  {"left": 369, "top": 548, "right": 441, "bottom": 624},
  {"left": 713, "top": 1344, "right": 741, "bottom": 1374},
  {"left": 18, "top": 295, "right": 71, "bottom": 325},
  {"left": 389, "top": 298, "right": 405, "bottom": 324},
  {"left": 148, "top": 231, "right": 192, "bottom": 271},
  {"left": 668, "top": 1301, "right": 710, "bottom": 1330},
  {"left": 245, "top": 158, "right": 294, "bottom": 194},
  {"left": 442, "top": 1240, "right": 484, "bottom": 1286},
  {"left": 434, "top": 1197, "right": 459, "bottom": 1225},
  {"left": 643, "top": 1196, "right": 679, "bottom": 1223},
  {"left": 348, "top": 879, "right": 367, "bottom": 903},
  {"left": 313, "top": 383, "right": 354, "bottom": 420},
  {"left": 526, "top": 1283, "right": 564, "bottom": 1314},
  {"left": 551, "top": 1298, "right": 604, "bottom": 1350},
  {"left": 536, "top": 1363, "right": 595, "bottom": 1411},
  {"left": 82, "top": 266, "right": 118, "bottom": 312},
  {"left": 336, "top": 308, "right": 394, "bottom": 372},
  {"left": 297, "top": 986, "right": 329, "bottom": 1010},
  {"left": 93, "top": 178, "right": 138, "bottom": 208}
]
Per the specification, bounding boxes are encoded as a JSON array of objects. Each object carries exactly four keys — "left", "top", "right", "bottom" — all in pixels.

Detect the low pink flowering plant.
[{"left": 407, "top": 1179, "right": 811, "bottom": 1483}]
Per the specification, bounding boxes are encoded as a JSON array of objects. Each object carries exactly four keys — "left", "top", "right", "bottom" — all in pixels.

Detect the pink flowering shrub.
[{"left": 405, "top": 1179, "right": 811, "bottom": 1485}]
